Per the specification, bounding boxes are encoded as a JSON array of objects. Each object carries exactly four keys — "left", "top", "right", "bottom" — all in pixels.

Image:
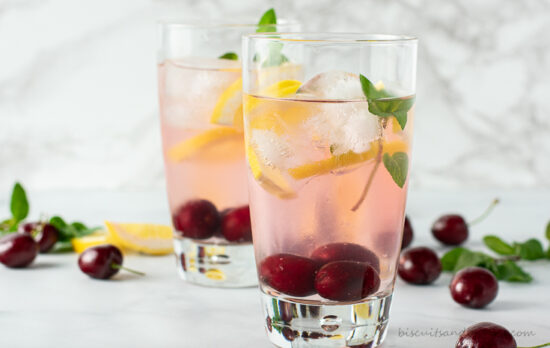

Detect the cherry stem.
[
  {"left": 467, "top": 198, "right": 500, "bottom": 226},
  {"left": 519, "top": 343, "right": 550, "bottom": 348},
  {"left": 111, "top": 263, "right": 145, "bottom": 276}
]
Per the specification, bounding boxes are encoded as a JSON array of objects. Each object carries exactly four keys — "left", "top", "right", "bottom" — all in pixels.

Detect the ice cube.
[
  {"left": 251, "top": 129, "right": 308, "bottom": 169},
  {"left": 296, "top": 71, "right": 365, "bottom": 100},
  {"left": 160, "top": 58, "right": 240, "bottom": 128},
  {"left": 304, "top": 102, "right": 380, "bottom": 155}
]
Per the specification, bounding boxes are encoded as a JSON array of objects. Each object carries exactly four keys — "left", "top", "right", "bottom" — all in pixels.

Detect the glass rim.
[
  {"left": 244, "top": 32, "right": 418, "bottom": 44},
  {"left": 157, "top": 18, "right": 299, "bottom": 30}
]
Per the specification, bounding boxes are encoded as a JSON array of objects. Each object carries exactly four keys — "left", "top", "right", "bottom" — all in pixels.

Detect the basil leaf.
[
  {"left": 496, "top": 261, "right": 532, "bottom": 283},
  {"left": 441, "top": 247, "right": 467, "bottom": 271},
  {"left": 514, "top": 239, "right": 545, "bottom": 260},
  {"left": 218, "top": 52, "right": 238, "bottom": 60},
  {"left": 545, "top": 221, "right": 550, "bottom": 241},
  {"left": 10, "top": 182, "right": 29, "bottom": 223},
  {"left": 257, "top": 8, "right": 277, "bottom": 33},
  {"left": 483, "top": 235, "right": 516, "bottom": 255},
  {"left": 382, "top": 152, "right": 408, "bottom": 188}
]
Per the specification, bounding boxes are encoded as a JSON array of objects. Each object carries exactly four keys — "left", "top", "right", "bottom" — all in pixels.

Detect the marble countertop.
[{"left": 1, "top": 189, "right": 549, "bottom": 347}]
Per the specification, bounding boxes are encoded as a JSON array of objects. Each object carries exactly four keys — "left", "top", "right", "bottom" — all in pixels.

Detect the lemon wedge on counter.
[
  {"left": 288, "top": 140, "right": 408, "bottom": 180},
  {"left": 104, "top": 222, "right": 174, "bottom": 255},
  {"left": 71, "top": 230, "right": 116, "bottom": 253}
]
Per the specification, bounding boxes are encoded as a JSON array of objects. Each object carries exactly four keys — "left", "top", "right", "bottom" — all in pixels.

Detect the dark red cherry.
[
  {"left": 432, "top": 214, "right": 468, "bottom": 245},
  {"left": 78, "top": 245, "right": 124, "bottom": 279},
  {"left": 450, "top": 267, "right": 498, "bottom": 309},
  {"left": 259, "top": 253, "right": 318, "bottom": 297},
  {"left": 456, "top": 322, "right": 516, "bottom": 348},
  {"left": 311, "top": 243, "right": 380, "bottom": 273},
  {"left": 398, "top": 247, "right": 441, "bottom": 285},
  {"left": 0, "top": 233, "right": 39, "bottom": 268},
  {"left": 18, "top": 222, "right": 38, "bottom": 234},
  {"left": 221, "top": 205, "right": 252, "bottom": 242},
  {"left": 19, "top": 222, "right": 59, "bottom": 253},
  {"left": 172, "top": 199, "right": 220, "bottom": 239},
  {"left": 314, "top": 261, "right": 380, "bottom": 301},
  {"left": 401, "top": 216, "right": 413, "bottom": 249}
]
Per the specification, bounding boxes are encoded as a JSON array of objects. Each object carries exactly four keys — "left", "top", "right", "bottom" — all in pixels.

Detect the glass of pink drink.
[
  {"left": 242, "top": 33, "right": 418, "bottom": 346},
  {"left": 157, "top": 21, "right": 298, "bottom": 287}
]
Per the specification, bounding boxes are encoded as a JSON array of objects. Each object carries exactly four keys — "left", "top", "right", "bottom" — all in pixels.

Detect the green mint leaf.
[
  {"left": 441, "top": 247, "right": 467, "bottom": 271},
  {"left": 359, "top": 75, "right": 414, "bottom": 130},
  {"left": 394, "top": 111, "right": 407, "bottom": 130},
  {"left": 10, "top": 182, "right": 29, "bottom": 223},
  {"left": 50, "top": 216, "right": 76, "bottom": 241},
  {"left": 513, "top": 239, "right": 545, "bottom": 260},
  {"left": 383, "top": 152, "right": 408, "bottom": 188},
  {"left": 359, "top": 74, "right": 390, "bottom": 100},
  {"left": 51, "top": 240, "right": 74, "bottom": 253},
  {"left": 71, "top": 222, "right": 87, "bottom": 231},
  {"left": 545, "top": 221, "right": 550, "bottom": 241},
  {"left": 257, "top": 8, "right": 277, "bottom": 33},
  {"left": 219, "top": 52, "right": 238, "bottom": 60},
  {"left": 496, "top": 260, "right": 532, "bottom": 283},
  {"left": 453, "top": 250, "right": 490, "bottom": 272},
  {"left": 483, "top": 235, "right": 516, "bottom": 255}
]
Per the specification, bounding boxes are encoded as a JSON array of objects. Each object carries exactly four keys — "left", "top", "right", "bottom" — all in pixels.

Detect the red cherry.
[
  {"left": 0, "top": 233, "right": 38, "bottom": 268},
  {"left": 314, "top": 261, "right": 380, "bottom": 301},
  {"left": 221, "top": 205, "right": 252, "bottom": 242},
  {"left": 172, "top": 199, "right": 220, "bottom": 239},
  {"left": 398, "top": 247, "right": 441, "bottom": 285},
  {"left": 432, "top": 214, "right": 468, "bottom": 245},
  {"left": 78, "top": 245, "right": 146, "bottom": 280},
  {"left": 401, "top": 216, "right": 413, "bottom": 249},
  {"left": 259, "top": 253, "right": 318, "bottom": 297},
  {"left": 19, "top": 222, "right": 58, "bottom": 253},
  {"left": 456, "top": 322, "right": 516, "bottom": 348},
  {"left": 450, "top": 267, "right": 498, "bottom": 309},
  {"left": 310, "top": 243, "right": 380, "bottom": 273}
]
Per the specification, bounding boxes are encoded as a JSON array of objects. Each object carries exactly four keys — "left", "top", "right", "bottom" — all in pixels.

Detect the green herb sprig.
[
  {"left": 219, "top": 8, "right": 281, "bottom": 62},
  {"left": 1, "top": 183, "right": 99, "bottom": 252},
  {"left": 0, "top": 182, "right": 30, "bottom": 233},
  {"left": 352, "top": 75, "right": 415, "bottom": 210}
]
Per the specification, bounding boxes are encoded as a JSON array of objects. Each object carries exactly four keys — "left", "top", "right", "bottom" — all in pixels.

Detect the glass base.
[
  {"left": 173, "top": 237, "right": 257, "bottom": 288},
  {"left": 261, "top": 292, "right": 392, "bottom": 348}
]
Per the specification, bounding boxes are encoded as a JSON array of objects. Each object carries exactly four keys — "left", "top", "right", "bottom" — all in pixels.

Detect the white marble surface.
[
  {"left": 0, "top": 189, "right": 549, "bottom": 347},
  {"left": 1, "top": 0, "right": 550, "bottom": 192}
]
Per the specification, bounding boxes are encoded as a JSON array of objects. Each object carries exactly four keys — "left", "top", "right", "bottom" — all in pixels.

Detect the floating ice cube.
[
  {"left": 251, "top": 129, "right": 308, "bottom": 169},
  {"left": 160, "top": 58, "right": 240, "bottom": 127},
  {"left": 296, "top": 71, "right": 365, "bottom": 100},
  {"left": 304, "top": 102, "right": 381, "bottom": 155}
]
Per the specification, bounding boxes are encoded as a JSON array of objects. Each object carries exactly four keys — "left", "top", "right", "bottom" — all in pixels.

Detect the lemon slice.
[
  {"left": 204, "top": 269, "right": 226, "bottom": 281},
  {"left": 244, "top": 80, "right": 302, "bottom": 114},
  {"left": 210, "top": 78, "right": 243, "bottom": 128},
  {"left": 246, "top": 145, "right": 295, "bottom": 199},
  {"left": 167, "top": 127, "right": 242, "bottom": 162},
  {"left": 104, "top": 221, "right": 174, "bottom": 255},
  {"left": 249, "top": 103, "right": 314, "bottom": 135},
  {"left": 71, "top": 230, "right": 115, "bottom": 253},
  {"left": 288, "top": 140, "right": 408, "bottom": 180}
]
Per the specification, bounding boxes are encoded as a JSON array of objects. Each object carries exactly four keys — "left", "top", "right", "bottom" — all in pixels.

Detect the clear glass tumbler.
[
  {"left": 242, "top": 33, "right": 417, "bottom": 346},
  {"left": 157, "top": 20, "right": 299, "bottom": 287}
]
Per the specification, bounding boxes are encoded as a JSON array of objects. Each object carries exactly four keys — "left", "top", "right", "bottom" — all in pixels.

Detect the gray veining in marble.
[{"left": 1, "top": 0, "right": 549, "bottom": 192}]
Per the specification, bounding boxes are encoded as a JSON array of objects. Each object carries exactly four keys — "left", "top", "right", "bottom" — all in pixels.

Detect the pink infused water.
[
  {"left": 244, "top": 94, "right": 415, "bottom": 303},
  {"left": 158, "top": 58, "right": 256, "bottom": 286}
]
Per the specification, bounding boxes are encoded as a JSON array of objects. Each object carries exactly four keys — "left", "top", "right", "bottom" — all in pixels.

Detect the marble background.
[{"left": 1, "top": 0, "right": 549, "bottom": 193}]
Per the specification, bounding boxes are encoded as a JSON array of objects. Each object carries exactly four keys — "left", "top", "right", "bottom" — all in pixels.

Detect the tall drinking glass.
[
  {"left": 242, "top": 33, "right": 417, "bottom": 346},
  {"left": 157, "top": 20, "right": 299, "bottom": 287}
]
